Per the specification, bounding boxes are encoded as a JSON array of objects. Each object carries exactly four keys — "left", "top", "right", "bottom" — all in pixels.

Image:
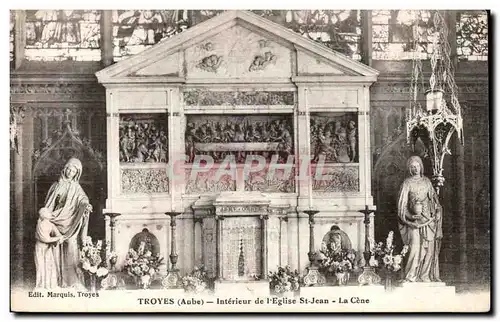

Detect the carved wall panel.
[
  {"left": 121, "top": 168, "right": 169, "bottom": 194},
  {"left": 185, "top": 114, "right": 294, "bottom": 163},
  {"left": 183, "top": 90, "right": 295, "bottom": 106},
  {"left": 10, "top": 83, "right": 105, "bottom": 101},
  {"left": 119, "top": 113, "right": 168, "bottom": 163},
  {"left": 244, "top": 166, "right": 295, "bottom": 193},
  {"left": 312, "top": 165, "right": 359, "bottom": 192},
  {"left": 185, "top": 25, "right": 292, "bottom": 78},
  {"left": 185, "top": 167, "right": 236, "bottom": 194},
  {"left": 311, "top": 112, "right": 358, "bottom": 163}
]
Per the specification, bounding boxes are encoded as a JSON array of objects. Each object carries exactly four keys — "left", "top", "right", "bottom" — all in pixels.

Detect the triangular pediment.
[{"left": 96, "top": 10, "right": 379, "bottom": 84}]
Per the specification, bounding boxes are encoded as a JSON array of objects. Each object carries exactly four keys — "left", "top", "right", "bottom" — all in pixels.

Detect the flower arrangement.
[
  {"left": 124, "top": 241, "right": 164, "bottom": 289},
  {"left": 269, "top": 266, "right": 301, "bottom": 296},
  {"left": 79, "top": 237, "right": 109, "bottom": 291},
  {"left": 370, "top": 231, "right": 409, "bottom": 273},
  {"left": 181, "top": 265, "right": 213, "bottom": 294}
]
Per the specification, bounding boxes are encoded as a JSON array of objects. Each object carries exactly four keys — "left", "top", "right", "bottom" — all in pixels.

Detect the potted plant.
[
  {"left": 369, "top": 231, "right": 409, "bottom": 291},
  {"left": 79, "top": 237, "right": 109, "bottom": 292},
  {"left": 123, "top": 241, "right": 164, "bottom": 289},
  {"left": 318, "top": 247, "right": 356, "bottom": 286},
  {"left": 269, "top": 266, "right": 301, "bottom": 297},
  {"left": 181, "top": 265, "right": 214, "bottom": 294}
]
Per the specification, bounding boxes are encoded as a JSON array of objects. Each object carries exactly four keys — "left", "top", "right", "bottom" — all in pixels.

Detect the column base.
[
  {"left": 162, "top": 269, "right": 181, "bottom": 289},
  {"left": 358, "top": 266, "right": 381, "bottom": 286},
  {"left": 303, "top": 266, "right": 326, "bottom": 286}
]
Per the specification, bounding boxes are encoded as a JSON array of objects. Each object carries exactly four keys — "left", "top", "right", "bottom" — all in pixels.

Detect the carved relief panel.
[
  {"left": 310, "top": 112, "right": 359, "bottom": 164},
  {"left": 119, "top": 113, "right": 168, "bottom": 163},
  {"left": 185, "top": 25, "right": 292, "bottom": 78},
  {"left": 185, "top": 114, "right": 294, "bottom": 164},
  {"left": 312, "top": 165, "right": 359, "bottom": 192}
]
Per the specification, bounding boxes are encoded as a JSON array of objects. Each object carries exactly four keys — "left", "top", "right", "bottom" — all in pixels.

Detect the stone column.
[
  {"left": 260, "top": 214, "right": 269, "bottom": 279},
  {"left": 279, "top": 215, "right": 289, "bottom": 267},
  {"left": 215, "top": 214, "right": 224, "bottom": 280},
  {"left": 12, "top": 105, "right": 25, "bottom": 287},
  {"left": 360, "top": 10, "right": 373, "bottom": 67},
  {"left": 14, "top": 10, "right": 26, "bottom": 70},
  {"left": 193, "top": 216, "right": 203, "bottom": 267},
  {"left": 100, "top": 10, "right": 114, "bottom": 67}
]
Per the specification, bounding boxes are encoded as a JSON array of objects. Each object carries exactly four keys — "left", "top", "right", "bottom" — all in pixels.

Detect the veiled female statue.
[
  {"left": 35, "top": 158, "right": 92, "bottom": 289},
  {"left": 398, "top": 156, "right": 442, "bottom": 283}
]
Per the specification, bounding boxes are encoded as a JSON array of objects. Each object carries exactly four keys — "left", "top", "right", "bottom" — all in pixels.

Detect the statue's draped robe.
[
  {"left": 34, "top": 219, "right": 62, "bottom": 289},
  {"left": 398, "top": 176, "right": 442, "bottom": 282},
  {"left": 43, "top": 178, "right": 89, "bottom": 288}
]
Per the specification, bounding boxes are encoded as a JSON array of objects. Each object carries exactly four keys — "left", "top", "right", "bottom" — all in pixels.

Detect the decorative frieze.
[
  {"left": 121, "top": 168, "right": 169, "bottom": 194},
  {"left": 245, "top": 167, "right": 295, "bottom": 193},
  {"left": 183, "top": 90, "right": 295, "bottom": 106},
  {"left": 185, "top": 168, "right": 236, "bottom": 194},
  {"left": 10, "top": 83, "right": 103, "bottom": 97}
]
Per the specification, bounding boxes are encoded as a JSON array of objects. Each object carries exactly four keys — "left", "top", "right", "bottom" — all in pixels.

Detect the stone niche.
[{"left": 96, "top": 10, "right": 378, "bottom": 279}]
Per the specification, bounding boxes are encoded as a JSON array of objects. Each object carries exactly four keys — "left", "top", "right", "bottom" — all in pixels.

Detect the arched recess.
[
  {"left": 26, "top": 117, "right": 106, "bottom": 287},
  {"left": 372, "top": 134, "right": 410, "bottom": 244}
]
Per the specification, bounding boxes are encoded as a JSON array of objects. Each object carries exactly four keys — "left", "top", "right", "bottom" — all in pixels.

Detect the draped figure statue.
[
  {"left": 398, "top": 156, "right": 442, "bottom": 283},
  {"left": 34, "top": 158, "right": 92, "bottom": 290}
]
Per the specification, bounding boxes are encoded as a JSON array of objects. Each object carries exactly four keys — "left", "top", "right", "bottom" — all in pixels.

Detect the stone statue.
[
  {"left": 35, "top": 158, "right": 93, "bottom": 290},
  {"left": 397, "top": 156, "right": 442, "bottom": 283}
]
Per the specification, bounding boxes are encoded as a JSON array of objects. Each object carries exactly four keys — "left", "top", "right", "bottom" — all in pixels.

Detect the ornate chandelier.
[{"left": 407, "top": 10, "right": 464, "bottom": 195}]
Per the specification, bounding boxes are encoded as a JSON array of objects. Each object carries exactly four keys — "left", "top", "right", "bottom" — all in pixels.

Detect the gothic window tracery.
[
  {"left": 112, "top": 10, "right": 189, "bottom": 60},
  {"left": 24, "top": 10, "right": 101, "bottom": 61},
  {"left": 372, "top": 10, "right": 436, "bottom": 60},
  {"left": 457, "top": 10, "right": 488, "bottom": 61}
]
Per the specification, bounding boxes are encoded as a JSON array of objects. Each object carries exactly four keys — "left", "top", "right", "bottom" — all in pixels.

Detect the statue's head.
[
  {"left": 62, "top": 158, "right": 83, "bottom": 182},
  {"left": 407, "top": 156, "right": 424, "bottom": 176}
]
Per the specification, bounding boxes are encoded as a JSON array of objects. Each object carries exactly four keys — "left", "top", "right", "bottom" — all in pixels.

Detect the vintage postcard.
[{"left": 9, "top": 9, "right": 490, "bottom": 313}]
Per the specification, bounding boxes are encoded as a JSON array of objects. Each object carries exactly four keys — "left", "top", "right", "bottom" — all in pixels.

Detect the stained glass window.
[
  {"left": 457, "top": 11, "right": 488, "bottom": 61},
  {"left": 10, "top": 11, "right": 15, "bottom": 63},
  {"left": 24, "top": 10, "right": 101, "bottom": 61},
  {"left": 372, "top": 10, "right": 437, "bottom": 60},
  {"left": 254, "top": 10, "right": 362, "bottom": 60},
  {"left": 112, "top": 10, "right": 189, "bottom": 61}
]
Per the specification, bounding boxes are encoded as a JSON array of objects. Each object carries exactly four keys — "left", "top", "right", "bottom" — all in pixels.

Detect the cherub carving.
[
  {"left": 197, "top": 54, "right": 223, "bottom": 73},
  {"left": 249, "top": 51, "right": 277, "bottom": 72}
]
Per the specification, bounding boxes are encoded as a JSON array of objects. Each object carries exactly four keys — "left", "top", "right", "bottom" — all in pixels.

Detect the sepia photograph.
[{"left": 8, "top": 7, "right": 491, "bottom": 313}]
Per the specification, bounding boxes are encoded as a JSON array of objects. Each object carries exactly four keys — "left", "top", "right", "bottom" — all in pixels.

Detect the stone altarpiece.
[{"left": 96, "top": 11, "right": 379, "bottom": 288}]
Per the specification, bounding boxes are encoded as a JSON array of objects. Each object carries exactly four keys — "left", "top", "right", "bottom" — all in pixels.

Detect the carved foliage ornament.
[
  {"left": 121, "top": 168, "right": 169, "bottom": 194},
  {"left": 183, "top": 90, "right": 295, "bottom": 106}
]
